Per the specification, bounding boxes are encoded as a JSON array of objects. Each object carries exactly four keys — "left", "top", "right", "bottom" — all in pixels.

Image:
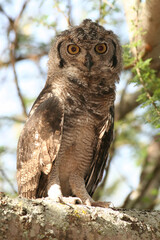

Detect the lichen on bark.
[{"left": 0, "top": 194, "right": 160, "bottom": 240}]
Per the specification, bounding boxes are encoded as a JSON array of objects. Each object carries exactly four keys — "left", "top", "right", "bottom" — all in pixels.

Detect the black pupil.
[
  {"left": 98, "top": 45, "right": 104, "bottom": 51},
  {"left": 71, "top": 46, "right": 77, "bottom": 52}
]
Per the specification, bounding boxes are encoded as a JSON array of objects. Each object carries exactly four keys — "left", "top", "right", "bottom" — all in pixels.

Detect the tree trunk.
[
  {"left": 122, "top": 0, "right": 160, "bottom": 73},
  {"left": 0, "top": 194, "right": 159, "bottom": 240}
]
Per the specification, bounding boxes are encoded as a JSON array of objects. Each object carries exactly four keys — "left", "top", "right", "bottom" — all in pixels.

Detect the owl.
[{"left": 17, "top": 19, "right": 122, "bottom": 207}]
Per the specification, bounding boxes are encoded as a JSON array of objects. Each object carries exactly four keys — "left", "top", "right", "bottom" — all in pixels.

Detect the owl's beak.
[{"left": 84, "top": 52, "right": 93, "bottom": 71}]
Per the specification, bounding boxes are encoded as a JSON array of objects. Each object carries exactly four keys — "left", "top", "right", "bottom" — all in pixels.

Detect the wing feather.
[
  {"left": 85, "top": 106, "right": 114, "bottom": 197},
  {"left": 17, "top": 95, "right": 64, "bottom": 198}
]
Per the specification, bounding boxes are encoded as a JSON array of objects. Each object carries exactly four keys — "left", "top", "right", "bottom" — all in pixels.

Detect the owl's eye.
[
  {"left": 95, "top": 43, "right": 107, "bottom": 54},
  {"left": 67, "top": 44, "right": 80, "bottom": 55}
]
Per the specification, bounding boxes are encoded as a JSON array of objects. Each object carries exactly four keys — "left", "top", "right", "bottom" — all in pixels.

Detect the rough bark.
[
  {"left": 122, "top": 0, "right": 160, "bottom": 74},
  {"left": 0, "top": 194, "right": 160, "bottom": 240}
]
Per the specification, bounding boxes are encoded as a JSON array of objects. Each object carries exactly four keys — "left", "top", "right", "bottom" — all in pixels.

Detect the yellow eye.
[
  {"left": 95, "top": 43, "right": 107, "bottom": 54},
  {"left": 67, "top": 44, "right": 80, "bottom": 55}
]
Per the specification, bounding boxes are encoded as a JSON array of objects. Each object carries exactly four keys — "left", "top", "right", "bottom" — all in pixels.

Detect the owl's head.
[{"left": 48, "top": 19, "right": 122, "bottom": 83}]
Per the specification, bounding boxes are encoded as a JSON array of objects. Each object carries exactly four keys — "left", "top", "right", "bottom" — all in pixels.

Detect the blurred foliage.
[
  {"left": 123, "top": 14, "right": 160, "bottom": 130},
  {"left": 0, "top": 146, "right": 6, "bottom": 155}
]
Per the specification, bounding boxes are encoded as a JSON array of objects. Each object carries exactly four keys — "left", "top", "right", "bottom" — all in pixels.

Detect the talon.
[
  {"left": 62, "top": 197, "right": 83, "bottom": 205},
  {"left": 85, "top": 199, "right": 92, "bottom": 206},
  {"left": 45, "top": 196, "right": 63, "bottom": 203},
  {"left": 91, "top": 201, "right": 113, "bottom": 208}
]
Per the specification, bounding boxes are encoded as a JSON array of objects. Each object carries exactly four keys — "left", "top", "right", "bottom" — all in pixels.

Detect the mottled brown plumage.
[{"left": 17, "top": 19, "right": 122, "bottom": 206}]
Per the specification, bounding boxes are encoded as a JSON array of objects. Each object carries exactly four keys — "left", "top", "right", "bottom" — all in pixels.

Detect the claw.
[
  {"left": 84, "top": 198, "right": 92, "bottom": 206},
  {"left": 44, "top": 196, "right": 62, "bottom": 203},
  {"left": 91, "top": 201, "right": 113, "bottom": 208},
  {"left": 61, "top": 197, "right": 83, "bottom": 205}
]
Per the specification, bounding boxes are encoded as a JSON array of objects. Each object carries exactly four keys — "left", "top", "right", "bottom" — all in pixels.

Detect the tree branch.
[
  {"left": 115, "top": 90, "right": 140, "bottom": 121},
  {"left": 0, "top": 52, "right": 48, "bottom": 68},
  {"left": 54, "top": 1, "right": 71, "bottom": 27},
  {"left": 6, "top": 0, "right": 31, "bottom": 117},
  {"left": 0, "top": 4, "right": 14, "bottom": 24},
  {"left": 10, "top": 43, "right": 28, "bottom": 117},
  {"left": 0, "top": 116, "right": 25, "bottom": 123},
  {"left": 14, "top": 0, "right": 30, "bottom": 27},
  {"left": 67, "top": 0, "right": 73, "bottom": 26},
  {"left": 0, "top": 169, "right": 16, "bottom": 194},
  {"left": 0, "top": 195, "right": 160, "bottom": 240},
  {"left": 123, "top": 136, "right": 160, "bottom": 210}
]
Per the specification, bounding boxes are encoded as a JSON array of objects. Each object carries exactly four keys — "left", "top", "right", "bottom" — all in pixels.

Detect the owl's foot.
[
  {"left": 47, "top": 184, "right": 63, "bottom": 202},
  {"left": 60, "top": 196, "right": 82, "bottom": 205},
  {"left": 44, "top": 196, "right": 63, "bottom": 203},
  {"left": 91, "top": 201, "right": 113, "bottom": 208},
  {"left": 45, "top": 195, "right": 82, "bottom": 206}
]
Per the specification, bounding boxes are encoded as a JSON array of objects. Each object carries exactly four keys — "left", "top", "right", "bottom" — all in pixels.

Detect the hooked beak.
[{"left": 84, "top": 52, "right": 93, "bottom": 71}]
